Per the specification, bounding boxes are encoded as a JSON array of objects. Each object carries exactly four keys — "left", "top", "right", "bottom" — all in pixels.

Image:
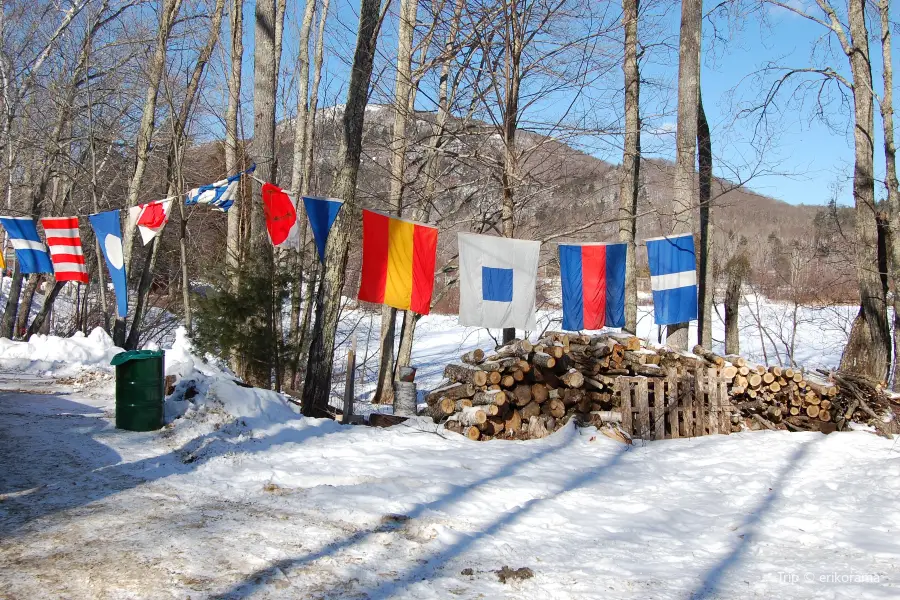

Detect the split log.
[
  {"left": 724, "top": 354, "right": 746, "bottom": 367},
  {"left": 532, "top": 352, "right": 556, "bottom": 369},
  {"left": 461, "top": 349, "right": 485, "bottom": 365},
  {"left": 531, "top": 383, "right": 549, "bottom": 404},
  {"left": 526, "top": 415, "right": 554, "bottom": 439},
  {"left": 520, "top": 402, "right": 541, "bottom": 420},
  {"left": 426, "top": 382, "right": 476, "bottom": 405},
  {"left": 459, "top": 406, "right": 487, "bottom": 426},
  {"left": 493, "top": 338, "right": 533, "bottom": 358},
  {"left": 472, "top": 389, "right": 507, "bottom": 407},
  {"left": 443, "top": 364, "right": 488, "bottom": 387},
  {"left": 692, "top": 345, "right": 725, "bottom": 367},
  {"left": 512, "top": 384, "right": 532, "bottom": 407},
  {"left": 559, "top": 369, "right": 584, "bottom": 388},
  {"left": 607, "top": 332, "right": 640, "bottom": 351},
  {"left": 504, "top": 408, "right": 522, "bottom": 433}
]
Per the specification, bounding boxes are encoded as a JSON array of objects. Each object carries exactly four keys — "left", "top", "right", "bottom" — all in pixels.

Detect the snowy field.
[{"left": 0, "top": 308, "right": 898, "bottom": 599}]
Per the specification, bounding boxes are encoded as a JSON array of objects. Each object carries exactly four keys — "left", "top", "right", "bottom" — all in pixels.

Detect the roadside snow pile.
[
  {"left": 0, "top": 327, "right": 122, "bottom": 377},
  {"left": 162, "top": 327, "right": 310, "bottom": 452}
]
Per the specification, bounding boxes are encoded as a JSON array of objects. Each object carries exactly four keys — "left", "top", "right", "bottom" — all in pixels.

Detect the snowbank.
[{"left": 0, "top": 327, "right": 123, "bottom": 377}]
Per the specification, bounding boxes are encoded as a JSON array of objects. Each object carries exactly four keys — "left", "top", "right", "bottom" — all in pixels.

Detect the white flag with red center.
[
  {"left": 40, "top": 217, "right": 88, "bottom": 283},
  {"left": 128, "top": 199, "right": 172, "bottom": 245}
]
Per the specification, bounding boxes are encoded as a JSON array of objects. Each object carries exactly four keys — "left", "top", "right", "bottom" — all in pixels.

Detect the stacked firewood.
[
  {"left": 428, "top": 334, "right": 894, "bottom": 441},
  {"left": 427, "top": 332, "right": 640, "bottom": 441}
]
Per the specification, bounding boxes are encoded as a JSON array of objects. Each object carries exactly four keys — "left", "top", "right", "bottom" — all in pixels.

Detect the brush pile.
[{"left": 427, "top": 333, "right": 896, "bottom": 441}]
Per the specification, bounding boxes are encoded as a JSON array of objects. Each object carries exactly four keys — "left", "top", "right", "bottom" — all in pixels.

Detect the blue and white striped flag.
[
  {"left": 0, "top": 216, "right": 53, "bottom": 274},
  {"left": 646, "top": 233, "right": 698, "bottom": 325},
  {"left": 185, "top": 165, "right": 255, "bottom": 212}
]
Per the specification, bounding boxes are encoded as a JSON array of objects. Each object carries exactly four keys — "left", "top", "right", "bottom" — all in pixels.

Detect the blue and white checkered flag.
[{"left": 185, "top": 165, "right": 255, "bottom": 212}]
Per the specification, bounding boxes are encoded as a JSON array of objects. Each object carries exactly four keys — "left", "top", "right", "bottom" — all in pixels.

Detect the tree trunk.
[
  {"left": 724, "top": 256, "right": 746, "bottom": 356},
  {"left": 26, "top": 281, "right": 64, "bottom": 339},
  {"left": 394, "top": 0, "right": 463, "bottom": 374},
  {"left": 286, "top": 0, "right": 317, "bottom": 387},
  {"left": 116, "top": 0, "right": 183, "bottom": 346},
  {"left": 225, "top": 0, "right": 244, "bottom": 285},
  {"left": 302, "top": 0, "right": 384, "bottom": 417},
  {"left": 293, "top": 0, "right": 331, "bottom": 389},
  {"left": 1, "top": 261, "right": 22, "bottom": 338},
  {"left": 125, "top": 237, "right": 161, "bottom": 350},
  {"left": 697, "top": 87, "right": 713, "bottom": 348},
  {"left": 839, "top": 0, "right": 891, "bottom": 381},
  {"left": 876, "top": 0, "right": 900, "bottom": 389},
  {"left": 374, "top": 0, "right": 417, "bottom": 405},
  {"left": 15, "top": 275, "right": 40, "bottom": 338},
  {"left": 246, "top": 0, "right": 284, "bottom": 386},
  {"left": 619, "top": 0, "right": 640, "bottom": 334},
  {"left": 667, "top": 0, "right": 701, "bottom": 350}
]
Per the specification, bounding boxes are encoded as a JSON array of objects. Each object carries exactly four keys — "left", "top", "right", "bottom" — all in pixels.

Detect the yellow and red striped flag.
[{"left": 358, "top": 209, "right": 438, "bottom": 315}]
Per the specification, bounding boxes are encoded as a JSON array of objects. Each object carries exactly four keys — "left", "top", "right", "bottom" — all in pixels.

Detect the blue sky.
[{"left": 236, "top": 0, "right": 897, "bottom": 208}]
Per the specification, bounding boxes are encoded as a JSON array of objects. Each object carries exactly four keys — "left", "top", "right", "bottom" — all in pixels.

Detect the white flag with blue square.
[
  {"left": 646, "top": 232, "right": 698, "bottom": 325},
  {"left": 458, "top": 232, "right": 540, "bottom": 330}
]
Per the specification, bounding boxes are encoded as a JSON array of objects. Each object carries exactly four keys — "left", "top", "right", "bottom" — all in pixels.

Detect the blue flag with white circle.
[{"left": 88, "top": 209, "right": 128, "bottom": 318}]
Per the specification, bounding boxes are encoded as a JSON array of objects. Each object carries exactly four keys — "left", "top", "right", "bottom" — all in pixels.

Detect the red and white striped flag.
[{"left": 40, "top": 217, "right": 88, "bottom": 284}]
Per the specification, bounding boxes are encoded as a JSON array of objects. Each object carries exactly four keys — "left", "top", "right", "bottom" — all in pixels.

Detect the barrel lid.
[{"left": 110, "top": 349, "right": 164, "bottom": 366}]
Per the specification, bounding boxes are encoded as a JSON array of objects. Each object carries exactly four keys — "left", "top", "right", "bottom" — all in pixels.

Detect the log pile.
[{"left": 427, "top": 334, "right": 896, "bottom": 441}]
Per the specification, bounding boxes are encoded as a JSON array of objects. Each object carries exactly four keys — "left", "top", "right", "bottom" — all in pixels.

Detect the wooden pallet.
[{"left": 616, "top": 367, "right": 733, "bottom": 440}]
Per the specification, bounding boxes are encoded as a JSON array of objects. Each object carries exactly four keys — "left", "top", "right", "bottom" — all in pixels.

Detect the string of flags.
[{"left": 0, "top": 165, "right": 700, "bottom": 331}]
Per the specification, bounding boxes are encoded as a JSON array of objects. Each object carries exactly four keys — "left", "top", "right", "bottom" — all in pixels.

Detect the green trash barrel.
[{"left": 112, "top": 350, "right": 165, "bottom": 432}]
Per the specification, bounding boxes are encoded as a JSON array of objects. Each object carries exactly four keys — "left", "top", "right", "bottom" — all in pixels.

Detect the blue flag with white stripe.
[
  {"left": 185, "top": 165, "right": 256, "bottom": 212},
  {"left": 646, "top": 233, "right": 698, "bottom": 325},
  {"left": 302, "top": 196, "right": 343, "bottom": 262},
  {"left": 0, "top": 217, "right": 53, "bottom": 274}
]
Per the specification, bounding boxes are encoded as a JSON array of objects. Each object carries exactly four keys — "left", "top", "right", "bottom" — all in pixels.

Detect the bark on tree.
[
  {"left": 116, "top": 0, "right": 184, "bottom": 346},
  {"left": 837, "top": 0, "right": 891, "bottom": 381},
  {"left": 285, "top": 0, "right": 317, "bottom": 388},
  {"left": 394, "top": 0, "right": 464, "bottom": 375},
  {"left": 246, "top": 0, "right": 284, "bottom": 386},
  {"left": 876, "top": 0, "right": 900, "bottom": 389},
  {"left": 1, "top": 261, "right": 21, "bottom": 338},
  {"left": 302, "top": 0, "right": 384, "bottom": 417},
  {"left": 668, "top": 0, "right": 701, "bottom": 350},
  {"left": 697, "top": 87, "right": 713, "bottom": 348},
  {"left": 25, "top": 280, "right": 63, "bottom": 339},
  {"left": 15, "top": 275, "right": 40, "bottom": 337},
  {"left": 724, "top": 253, "right": 748, "bottom": 355},
  {"left": 374, "top": 0, "right": 418, "bottom": 405},
  {"left": 619, "top": 0, "right": 640, "bottom": 334},
  {"left": 225, "top": 0, "right": 244, "bottom": 285},
  {"left": 293, "top": 0, "right": 330, "bottom": 390}
]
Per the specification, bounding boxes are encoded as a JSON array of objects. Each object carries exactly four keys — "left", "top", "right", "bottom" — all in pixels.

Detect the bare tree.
[
  {"left": 667, "top": 0, "right": 701, "bottom": 350},
  {"left": 619, "top": 0, "right": 640, "bottom": 334},
  {"left": 373, "top": 0, "right": 418, "bottom": 405},
  {"left": 225, "top": 0, "right": 244, "bottom": 285},
  {"left": 302, "top": 0, "right": 385, "bottom": 417},
  {"left": 697, "top": 87, "right": 713, "bottom": 347}
]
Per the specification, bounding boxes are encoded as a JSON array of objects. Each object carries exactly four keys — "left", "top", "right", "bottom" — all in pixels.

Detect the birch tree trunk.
[
  {"left": 619, "top": 0, "right": 640, "bottom": 334},
  {"left": 293, "top": 0, "right": 331, "bottom": 391},
  {"left": 667, "top": 0, "right": 701, "bottom": 350},
  {"left": 0, "top": 261, "right": 20, "bottom": 338},
  {"left": 374, "top": 0, "right": 417, "bottom": 405},
  {"left": 838, "top": 0, "right": 890, "bottom": 381},
  {"left": 286, "top": 0, "right": 317, "bottom": 387},
  {"left": 697, "top": 87, "right": 713, "bottom": 348},
  {"left": 302, "top": 0, "right": 384, "bottom": 417},
  {"left": 877, "top": 0, "right": 900, "bottom": 388},
  {"left": 116, "top": 0, "right": 184, "bottom": 346}
]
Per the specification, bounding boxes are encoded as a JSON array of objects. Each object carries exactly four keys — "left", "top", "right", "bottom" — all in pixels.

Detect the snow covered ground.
[{"left": 0, "top": 322, "right": 898, "bottom": 599}]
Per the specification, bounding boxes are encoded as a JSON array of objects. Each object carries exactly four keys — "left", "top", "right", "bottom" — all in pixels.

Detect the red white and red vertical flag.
[{"left": 40, "top": 217, "right": 88, "bottom": 283}]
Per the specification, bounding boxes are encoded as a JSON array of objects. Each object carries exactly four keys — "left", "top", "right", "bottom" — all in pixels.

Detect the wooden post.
[
  {"left": 343, "top": 336, "right": 357, "bottom": 421},
  {"left": 653, "top": 377, "right": 665, "bottom": 440},
  {"left": 666, "top": 368, "right": 680, "bottom": 439},
  {"left": 636, "top": 377, "right": 650, "bottom": 440}
]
